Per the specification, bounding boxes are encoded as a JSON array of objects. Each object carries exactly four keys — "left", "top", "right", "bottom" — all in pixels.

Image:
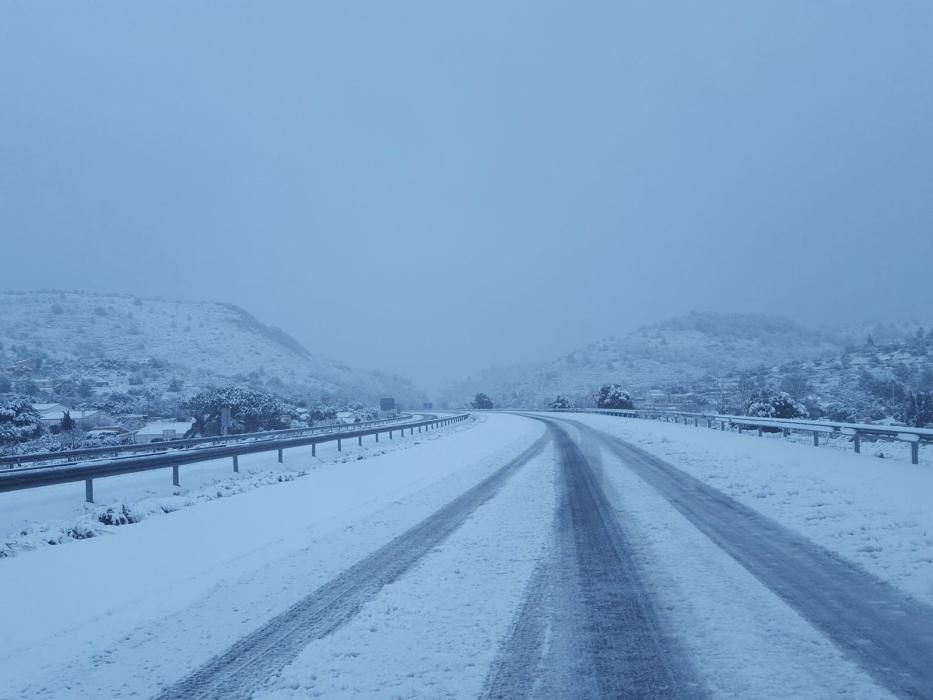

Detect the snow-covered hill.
[
  {"left": 442, "top": 312, "right": 933, "bottom": 416},
  {"left": 443, "top": 313, "right": 843, "bottom": 407},
  {"left": 0, "top": 290, "right": 425, "bottom": 407}
]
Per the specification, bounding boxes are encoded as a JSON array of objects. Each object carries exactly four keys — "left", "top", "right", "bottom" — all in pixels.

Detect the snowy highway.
[{"left": 3, "top": 412, "right": 933, "bottom": 699}]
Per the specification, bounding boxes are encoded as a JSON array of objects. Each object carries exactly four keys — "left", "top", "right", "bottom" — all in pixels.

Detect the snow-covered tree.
[
  {"left": 903, "top": 391, "right": 933, "bottom": 428},
  {"left": 595, "top": 384, "right": 634, "bottom": 410},
  {"left": 550, "top": 395, "right": 574, "bottom": 410},
  {"left": 0, "top": 396, "right": 44, "bottom": 445},
  {"left": 60, "top": 411, "right": 76, "bottom": 433},
  {"left": 183, "top": 386, "right": 291, "bottom": 436},
  {"left": 471, "top": 393, "right": 494, "bottom": 409}
]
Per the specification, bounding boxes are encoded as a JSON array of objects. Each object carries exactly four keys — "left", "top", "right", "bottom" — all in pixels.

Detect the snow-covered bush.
[
  {"left": 183, "top": 386, "right": 292, "bottom": 436},
  {"left": 0, "top": 430, "right": 128, "bottom": 457},
  {"left": 346, "top": 407, "right": 378, "bottom": 423},
  {"left": 307, "top": 404, "right": 338, "bottom": 424},
  {"left": 595, "top": 384, "right": 634, "bottom": 410},
  {"left": 744, "top": 390, "right": 808, "bottom": 420},
  {"left": 550, "top": 396, "right": 574, "bottom": 410},
  {"left": 0, "top": 395, "right": 43, "bottom": 445}
]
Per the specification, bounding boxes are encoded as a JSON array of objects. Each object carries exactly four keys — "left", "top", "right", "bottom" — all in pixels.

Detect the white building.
[
  {"left": 32, "top": 402, "right": 69, "bottom": 422},
  {"left": 32, "top": 403, "right": 101, "bottom": 427},
  {"left": 134, "top": 420, "right": 195, "bottom": 443}
]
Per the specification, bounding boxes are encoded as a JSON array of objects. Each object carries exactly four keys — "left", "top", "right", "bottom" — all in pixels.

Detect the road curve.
[
  {"left": 155, "top": 432, "right": 550, "bottom": 700},
  {"left": 565, "top": 417, "right": 933, "bottom": 700}
]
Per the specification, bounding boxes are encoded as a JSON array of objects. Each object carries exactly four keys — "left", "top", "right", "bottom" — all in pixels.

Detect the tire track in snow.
[
  {"left": 483, "top": 419, "right": 705, "bottom": 699},
  {"left": 154, "top": 432, "right": 551, "bottom": 700},
  {"left": 572, "top": 418, "right": 933, "bottom": 700}
]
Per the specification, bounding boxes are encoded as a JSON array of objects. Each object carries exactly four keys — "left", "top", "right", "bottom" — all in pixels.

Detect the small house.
[{"left": 134, "top": 420, "right": 195, "bottom": 443}]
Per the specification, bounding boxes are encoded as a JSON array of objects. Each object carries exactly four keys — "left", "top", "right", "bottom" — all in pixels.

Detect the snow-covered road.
[{"left": 3, "top": 412, "right": 933, "bottom": 699}]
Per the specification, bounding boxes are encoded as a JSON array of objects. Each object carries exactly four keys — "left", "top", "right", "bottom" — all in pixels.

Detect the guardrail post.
[
  {"left": 233, "top": 455, "right": 239, "bottom": 472},
  {"left": 376, "top": 432, "right": 379, "bottom": 443},
  {"left": 706, "top": 418, "right": 712, "bottom": 428},
  {"left": 338, "top": 438, "right": 342, "bottom": 452},
  {"left": 853, "top": 433, "right": 861, "bottom": 454},
  {"left": 358, "top": 435, "right": 362, "bottom": 447},
  {"left": 85, "top": 478, "right": 94, "bottom": 503},
  {"left": 172, "top": 465, "right": 180, "bottom": 487},
  {"left": 757, "top": 427, "right": 763, "bottom": 437},
  {"left": 694, "top": 417, "right": 699, "bottom": 427},
  {"left": 912, "top": 442, "right": 919, "bottom": 465},
  {"left": 278, "top": 449, "right": 283, "bottom": 463},
  {"left": 312, "top": 443, "right": 316, "bottom": 457},
  {"left": 389, "top": 430, "right": 393, "bottom": 439},
  {"left": 812, "top": 431, "right": 819, "bottom": 447}
]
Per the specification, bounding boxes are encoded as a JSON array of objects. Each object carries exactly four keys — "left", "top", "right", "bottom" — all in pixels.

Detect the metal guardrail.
[
  {"left": 0, "top": 414, "right": 418, "bottom": 469},
  {"left": 0, "top": 413, "right": 471, "bottom": 503},
  {"left": 535, "top": 407, "right": 932, "bottom": 465}
]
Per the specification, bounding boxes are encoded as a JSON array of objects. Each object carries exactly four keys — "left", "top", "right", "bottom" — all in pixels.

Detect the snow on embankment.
[
  {"left": 0, "top": 414, "right": 544, "bottom": 700},
  {"left": 572, "top": 413, "right": 933, "bottom": 605},
  {"left": 0, "top": 417, "right": 471, "bottom": 559},
  {"left": 0, "top": 469, "right": 307, "bottom": 559}
]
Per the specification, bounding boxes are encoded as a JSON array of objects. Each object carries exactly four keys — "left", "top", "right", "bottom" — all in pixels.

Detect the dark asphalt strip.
[
  {"left": 573, "top": 418, "right": 933, "bottom": 700},
  {"left": 483, "top": 419, "right": 706, "bottom": 699},
  {"left": 154, "top": 432, "right": 551, "bottom": 700}
]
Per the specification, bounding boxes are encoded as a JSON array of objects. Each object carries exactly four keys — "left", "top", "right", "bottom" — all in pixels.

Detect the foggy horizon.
[{"left": 3, "top": 2, "right": 932, "bottom": 393}]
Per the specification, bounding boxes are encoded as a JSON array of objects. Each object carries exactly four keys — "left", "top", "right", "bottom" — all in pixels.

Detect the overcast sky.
[{"left": 2, "top": 2, "right": 932, "bottom": 392}]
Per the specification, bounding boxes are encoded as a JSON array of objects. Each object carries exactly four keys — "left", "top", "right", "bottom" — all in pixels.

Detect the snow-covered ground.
[
  {"left": 255, "top": 441, "right": 557, "bottom": 699},
  {"left": 3, "top": 410, "right": 932, "bottom": 699}
]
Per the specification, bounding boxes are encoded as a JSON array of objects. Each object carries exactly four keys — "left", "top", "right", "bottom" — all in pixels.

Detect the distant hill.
[
  {"left": 441, "top": 312, "right": 933, "bottom": 419},
  {"left": 0, "top": 290, "right": 425, "bottom": 409}
]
